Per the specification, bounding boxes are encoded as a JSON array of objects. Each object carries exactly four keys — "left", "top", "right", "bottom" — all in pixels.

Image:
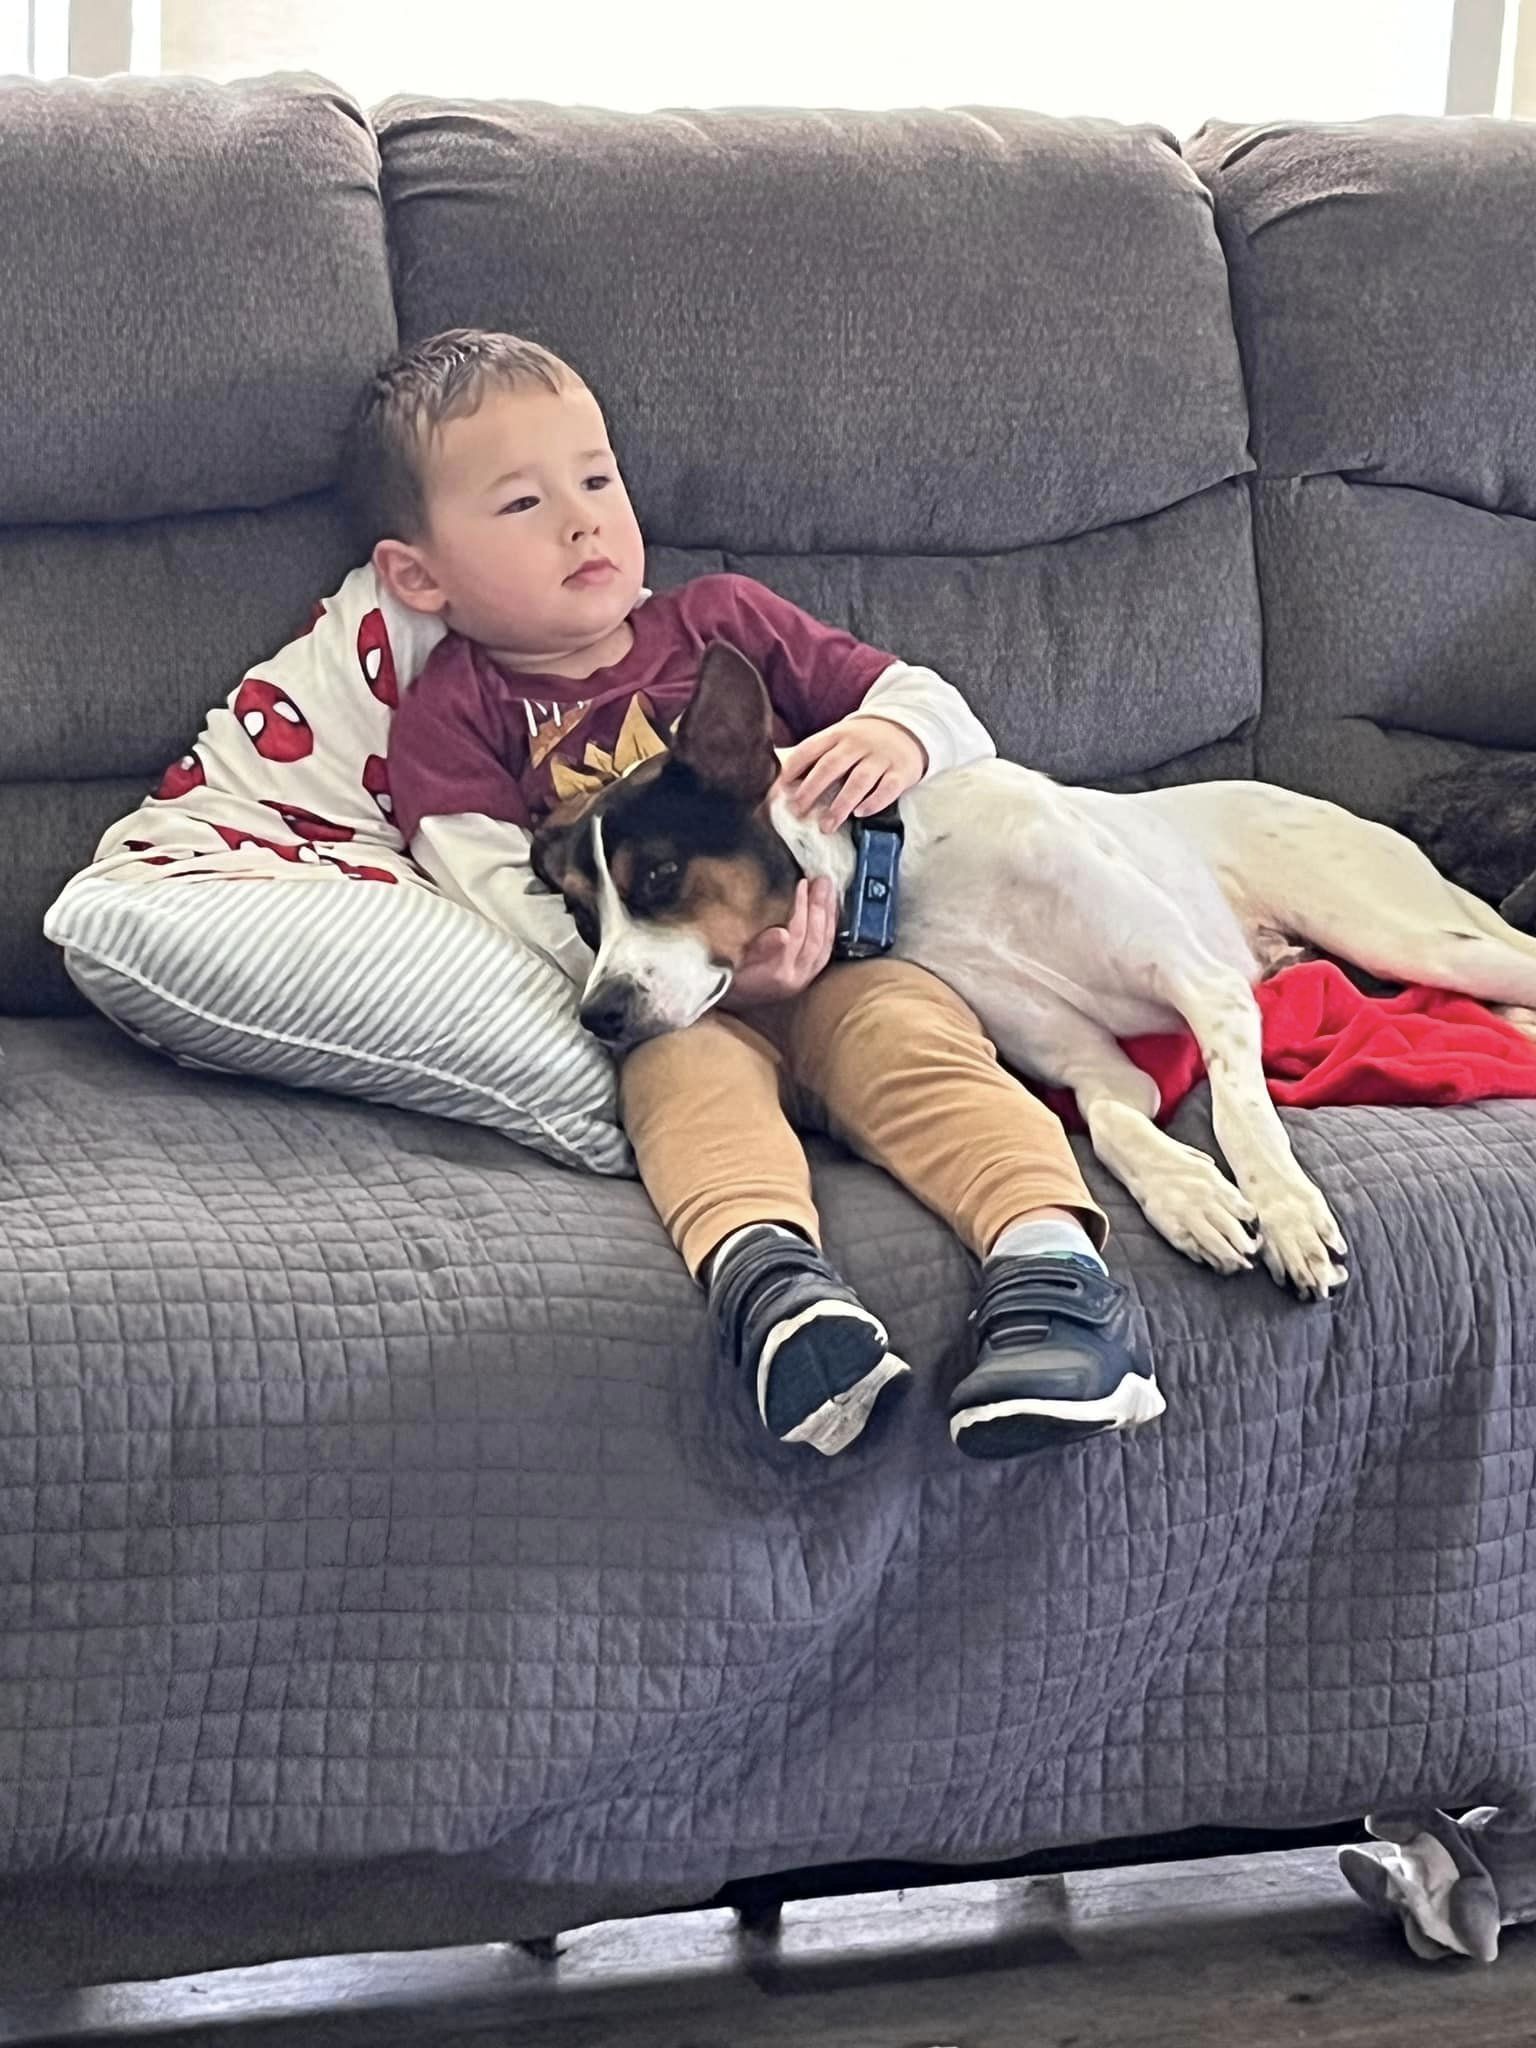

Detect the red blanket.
[{"left": 1039, "top": 960, "right": 1536, "bottom": 1132}]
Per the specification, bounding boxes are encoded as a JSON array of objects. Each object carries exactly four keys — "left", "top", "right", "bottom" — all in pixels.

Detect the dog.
[{"left": 532, "top": 643, "right": 1536, "bottom": 1298}]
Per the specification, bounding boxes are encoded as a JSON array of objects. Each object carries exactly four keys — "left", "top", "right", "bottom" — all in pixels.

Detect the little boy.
[{"left": 357, "top": 329, "right": 1160, "bottom": 1461}]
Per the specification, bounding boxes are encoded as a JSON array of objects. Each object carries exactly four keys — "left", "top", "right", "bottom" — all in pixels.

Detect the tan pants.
[{"left": 620, "top": 956, "right": 1105, "bottom": 1277}]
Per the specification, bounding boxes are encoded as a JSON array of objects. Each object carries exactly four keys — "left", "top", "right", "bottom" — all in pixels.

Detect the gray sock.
[{"left": 987, "top": 1216, "right": 1106, "bottom": 1274}]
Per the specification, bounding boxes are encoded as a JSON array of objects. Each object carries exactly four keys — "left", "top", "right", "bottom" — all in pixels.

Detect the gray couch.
[{"left": 3, "top": 74, "right": 1536, "bottom": 1994}]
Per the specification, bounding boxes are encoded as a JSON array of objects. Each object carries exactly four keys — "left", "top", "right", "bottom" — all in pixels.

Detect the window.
[
  {"left": 29, "top": 0, "right": 1522, "bottom": 126},
  {"left": 7, "top": 0, "right": 70, "bottom": 72},
  {"left": 0, "top": 1, "right": 25, "bottom": 71},
  {"left": 152, "top": 0, "right": 1461, "bottom": 129}
]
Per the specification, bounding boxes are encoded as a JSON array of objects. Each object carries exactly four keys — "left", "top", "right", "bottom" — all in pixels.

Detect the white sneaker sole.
[
  {"left": 949, "top": 1371, "right": 1166, "bottom": 1446},
  {"left": 758, "top": 1301, "right": 908, "bottom": 1457},
  {"left": 783, "top": 1352, "right": 912, "bottom": 1456}
]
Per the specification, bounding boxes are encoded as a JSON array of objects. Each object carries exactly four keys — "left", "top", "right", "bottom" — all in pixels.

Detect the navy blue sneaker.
[
  {"left": 708, "top": 1229, "right": 909, "bottom": 1456},
  {"left": 948, "top": 1255, "right": 1163, "bottom": 1461}
]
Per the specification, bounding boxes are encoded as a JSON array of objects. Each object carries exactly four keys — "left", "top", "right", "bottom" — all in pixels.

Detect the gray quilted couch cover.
[{"left": 2, "top": 79, "right": 1535, "bottom": 1988}]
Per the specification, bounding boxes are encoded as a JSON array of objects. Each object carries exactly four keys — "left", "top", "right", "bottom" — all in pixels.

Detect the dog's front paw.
[
  {"left": 1140, "top": 1145, "right": 1260, "bottom": 1275},
  {"left": 1253, "top": 1179, "right": 1348, "bottom": 1298}
]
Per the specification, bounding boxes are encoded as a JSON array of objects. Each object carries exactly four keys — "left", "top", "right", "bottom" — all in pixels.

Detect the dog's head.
[{"left": 532, "top": 642, "right": 803, "bottom": 1046}]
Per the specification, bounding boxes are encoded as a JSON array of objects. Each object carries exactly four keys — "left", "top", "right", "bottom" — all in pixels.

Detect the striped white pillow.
[{"left": 45, "top": 873, "right": 631, "bottom": 1177}]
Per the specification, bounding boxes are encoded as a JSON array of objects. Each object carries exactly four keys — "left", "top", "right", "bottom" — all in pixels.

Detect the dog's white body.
[{"left": 758, "top": 764, "right": 1536, "bottom": 1296}]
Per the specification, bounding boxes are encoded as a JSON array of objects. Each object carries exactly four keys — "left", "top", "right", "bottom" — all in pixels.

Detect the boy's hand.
[
  {"left": 777, "top": 715, "right": 927, "bottom": 833},
  {"left": 722, "top": 877, "right": 839, "bottom": 1009}
]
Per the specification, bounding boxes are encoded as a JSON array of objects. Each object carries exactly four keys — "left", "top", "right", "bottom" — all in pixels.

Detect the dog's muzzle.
[
  {"left": 579, "top": 982, "right": 639, "bottom": 1047},
  {"left": 579, "top": 969, "right": 732, "bottom": 1048}
]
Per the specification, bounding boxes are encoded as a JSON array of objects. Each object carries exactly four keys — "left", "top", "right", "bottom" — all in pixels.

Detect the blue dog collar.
[{"left": 833, "top": 806, "right": 903, "bottom": 960}]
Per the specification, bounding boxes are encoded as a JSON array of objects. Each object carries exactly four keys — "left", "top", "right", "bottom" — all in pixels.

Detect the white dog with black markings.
[{"left": 534, "top": 643, "right": 1536, "bottom": 1297}]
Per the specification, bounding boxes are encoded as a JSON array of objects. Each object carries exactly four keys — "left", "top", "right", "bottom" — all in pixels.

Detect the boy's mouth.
[{"left": 564, "top": 557, "right": 618, "bottom": 588}]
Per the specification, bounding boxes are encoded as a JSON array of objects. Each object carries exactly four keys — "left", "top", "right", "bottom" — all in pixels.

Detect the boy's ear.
[
  {"left": 372, "top": 538, "right": 449, "bottom": 617},
  {"left": 673, "top": 642, "right": 777, "bottom": 805}
]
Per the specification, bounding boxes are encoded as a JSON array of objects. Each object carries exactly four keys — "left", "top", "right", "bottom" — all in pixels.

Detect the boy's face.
[{"left": 379, "top": 380, "right": 647, "bottom": 663}]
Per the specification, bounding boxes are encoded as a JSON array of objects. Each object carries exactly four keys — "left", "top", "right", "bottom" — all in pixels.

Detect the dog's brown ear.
[
  {"left": 530, "top": 792, "right": 593, "bottom": 893},
  {"left": 673, "top": 642, "right": 777, "bottom": 804}
]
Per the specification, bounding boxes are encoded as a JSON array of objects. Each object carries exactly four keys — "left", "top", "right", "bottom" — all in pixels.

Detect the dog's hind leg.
[
  {"left": 1493, "top": 1003, "right": 1536, "bottom": 1043},
  {"left": 1262, "top": 807, "right": 1536, "bottom": 1008},
  {"left": 1158, "top": 959, "right": 1349, "bottom": 1298}
]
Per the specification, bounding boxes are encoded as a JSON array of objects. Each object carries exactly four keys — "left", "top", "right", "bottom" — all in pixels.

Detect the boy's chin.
[{"left": 562, "top": 588, "right": 642, "bottom": 638}]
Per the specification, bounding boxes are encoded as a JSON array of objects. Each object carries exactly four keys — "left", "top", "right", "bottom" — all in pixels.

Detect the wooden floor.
[{"left": 4, "top": 1847, "right": 1535, "bottom": 2048}]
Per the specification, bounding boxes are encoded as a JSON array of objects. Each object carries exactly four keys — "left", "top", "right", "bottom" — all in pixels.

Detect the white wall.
[{"left": 160, "top": 0, "right": 1458, "bottom": 130}]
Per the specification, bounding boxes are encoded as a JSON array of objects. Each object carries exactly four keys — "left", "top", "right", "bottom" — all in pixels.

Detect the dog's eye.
[
  {"left": 636, "top": 859, "right": 680, "bottom": 907},
  {"left": 571, "top": 904, "right": 599, "bottom": 950}
]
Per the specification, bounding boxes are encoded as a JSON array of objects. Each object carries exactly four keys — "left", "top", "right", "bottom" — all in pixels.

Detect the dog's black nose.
[{"left": 580, "top": 987, "right": 632, "bottom": 1045}]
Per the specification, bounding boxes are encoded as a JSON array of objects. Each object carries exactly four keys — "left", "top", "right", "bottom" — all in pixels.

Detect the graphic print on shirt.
[
  {"left": 358, "top": 609, "right": 398, "bottom": 706},
  {"left": 326, "top": 856, "right": 399, "bottom": 884},
  {"left": 362, "top": 754, "right": 393, "bottom": 822},
  {"left": 260, "top": 801, "right": 357, "bottom": 843},
  {"left": 525, "top": 695, "right": 596, "bottom": 772},
  {"left": 155, "top": 751, "right": 206, "bottom": 800},
  {"left": 234, "top": 678, "right": 314, "bottom": 762},
  {"left": 213, "top": 823, "right": 327, "bottom": 864},
  {"left": 210, "top": 823, "right": 397, "bottom": 885},
  {"left": 86, "top": 564, "right": 448, "bottom": 886},
  {"left": 544, "top": 693, "right": 674, "bottom": 804}
]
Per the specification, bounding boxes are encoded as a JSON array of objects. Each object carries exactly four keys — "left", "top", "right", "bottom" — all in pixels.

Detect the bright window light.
[
  {"left": 0, "top": 0, "right": 30, "bottom": 71},
  {"left": 157, "top": 0, "right": 1458, "bottom": 128},
  {"left": 29, "top": 0, "right": 69, "bottom": 75}
]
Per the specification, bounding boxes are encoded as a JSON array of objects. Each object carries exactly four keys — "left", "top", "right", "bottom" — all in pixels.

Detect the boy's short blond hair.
[{"left": 340, "top": 327, "right": 581, "bottom": 549}]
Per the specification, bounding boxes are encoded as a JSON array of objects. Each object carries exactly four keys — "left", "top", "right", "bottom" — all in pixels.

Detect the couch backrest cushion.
[
  {"left": 0, "top": 73, "right": 395, "bottom": 1013},
  {"left": 0, "top": 74, "right": 394, "bottom": 527},
  {"left": 1189, "top": 117, "right": 1536, "bottom": 820},
  {"left": 378, "top": 100, "right": 1261, "bottom": 784}
]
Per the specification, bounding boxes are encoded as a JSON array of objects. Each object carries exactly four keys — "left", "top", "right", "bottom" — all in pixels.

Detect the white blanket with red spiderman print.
[{"left": 88, "top": 566, "right": 447, "bottom": 889}]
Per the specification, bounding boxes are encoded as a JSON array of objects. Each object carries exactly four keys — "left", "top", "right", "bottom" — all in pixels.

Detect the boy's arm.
[
  {"left": 412, "top": 813, "right": 592, "bottom": 985},
  {"left": 731, "top": 581, "right": 998, "bottom": 829},
  {"left": 390, "top": 667, "right": 590, "bottom": 985},
  {"left": 776, "top": 661, "right": 996, "bottom": 830},
  {"left": 855, "top": 659, "right": 997, "bottom": 779},
  {"left": 702, "top": 575, "right": 996, "bottom": 780}
]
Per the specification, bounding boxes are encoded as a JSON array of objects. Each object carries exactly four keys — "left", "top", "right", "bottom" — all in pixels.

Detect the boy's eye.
[
  {"left": 582, "top": 473, "right": 612, "bottom": 492},
  {"left": 499, "top": 495, "right": 539, "bottom": 516}
]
